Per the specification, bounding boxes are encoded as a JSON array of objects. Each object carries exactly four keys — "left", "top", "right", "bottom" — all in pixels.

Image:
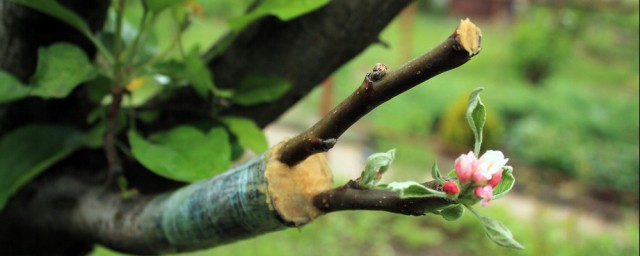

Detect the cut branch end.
[{"left": 455, "top": 18, "right": 482, "bottom": 56}]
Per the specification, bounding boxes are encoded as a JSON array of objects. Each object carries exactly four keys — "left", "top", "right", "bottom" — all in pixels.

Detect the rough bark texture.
[{"left": 0, "top": 155, "right": 281, "bottom": 255}]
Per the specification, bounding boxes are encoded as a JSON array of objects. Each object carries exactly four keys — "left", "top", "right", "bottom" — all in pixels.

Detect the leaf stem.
[
  {"left": 104, "top": 0, "right": 127, "bottom": 184},
  {"left": 125, "top": 6, "right": 150, "bottom": 66}
]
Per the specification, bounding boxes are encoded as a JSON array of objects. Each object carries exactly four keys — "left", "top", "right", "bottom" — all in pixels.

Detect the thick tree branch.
[
  {"left": 1, "top": 144, "right": 332, "bottom": 254},
  {"left": 280, "top": 18, "right": 482, "bottom": 166},
  {"left": 209, "top": 0, "right": 413, "bottom": 127}
]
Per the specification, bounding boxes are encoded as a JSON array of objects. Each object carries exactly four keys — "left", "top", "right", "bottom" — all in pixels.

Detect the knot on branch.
[{"left": 308, "top": 137, "right": 337, "bottom": 152}]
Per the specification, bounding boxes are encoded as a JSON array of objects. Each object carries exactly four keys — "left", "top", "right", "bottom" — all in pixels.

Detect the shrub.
[{"left": 511, "top": 8, "right": 570, "bottom": 85}]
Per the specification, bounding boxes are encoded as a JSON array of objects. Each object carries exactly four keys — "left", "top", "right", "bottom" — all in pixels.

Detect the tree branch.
[
  {"left": 314, "top": 180, "right": 453, "bottom": 216},
  {"left": 0, "top": 143, "right": 333, "bottom": 254},
  {"left": 280, "top": 18, "right": 482, "bottom": 166},
  {"left": 209, "top": 0, "right": 413, "bottom": 127}
]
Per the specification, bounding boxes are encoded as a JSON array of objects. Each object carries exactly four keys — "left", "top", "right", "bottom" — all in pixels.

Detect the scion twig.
[{"left": 279, "top": 18, "right": 482, "bottom": 166}]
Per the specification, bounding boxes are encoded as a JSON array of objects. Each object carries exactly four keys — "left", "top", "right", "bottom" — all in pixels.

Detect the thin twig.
[
  {"left": 313, "top": 180, "right": 452, "bottom": 216},
  {"left": 104, "top": 87, "right": 125, "bottom": 183},
  {"left": 279, "top": 19, "right": 482, "bottom": 166}
]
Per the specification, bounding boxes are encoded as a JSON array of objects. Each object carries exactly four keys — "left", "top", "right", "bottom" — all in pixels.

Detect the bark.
[{"left": 0, "top": 147, "right": 323, "bottom": 254}]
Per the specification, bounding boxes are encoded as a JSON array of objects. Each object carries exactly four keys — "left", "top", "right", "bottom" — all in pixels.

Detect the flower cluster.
[{"left": 445, "top": 150, "right": 509, "bottom": 206}]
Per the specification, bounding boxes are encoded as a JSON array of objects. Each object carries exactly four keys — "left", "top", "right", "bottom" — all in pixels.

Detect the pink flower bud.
[
  {"left": 454, "top": 151, "right": 476, "bottom": 183},
  {"left": 443, "top": 181, "right": 460, "bottom": 195},
  {"left": 487, "top": 171, "right": 503, "bottom": 188},
  {"left": 474, "top": 185, "right": 494, "bottom": 207}
]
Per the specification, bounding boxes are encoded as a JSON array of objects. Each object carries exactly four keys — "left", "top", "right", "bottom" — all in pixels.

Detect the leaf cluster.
[{"left": 0, "top": 0, "right": 328, "bottom": 209}]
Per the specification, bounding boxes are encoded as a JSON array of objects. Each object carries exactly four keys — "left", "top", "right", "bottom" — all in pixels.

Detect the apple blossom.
[
  {"left": 454, "top": 151, "right": 476, "bottom": 183},
  {"left": 472, "top": 150, "right": 508, "bottom": 185},
  {"left": 474, "top": 185, "right": 493, "bottom": 207}
]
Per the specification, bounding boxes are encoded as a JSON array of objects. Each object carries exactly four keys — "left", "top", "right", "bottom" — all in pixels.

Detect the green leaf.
[
  {"left": 0, "top": 71, "right": 29, "bottom": 103},
  {"left": 129, "top": 126, "right": 231, "bottom": 182},
  {"left": 358, "top": 149, "right": 396, "bottom": 187},
  {"left": 144, "top": 0, "right": 184, "bottom": 14},
  {"left": 10, "top": 0, "right": 113, "bottom": 62},
  {"left": 441, "top": 204, "right": 465, "bottom": 221},
  {"left": 466, "top": 204, "right": 525, "bottom": 250},
  {"left": 479, "top": 215, "right": 525, "bottom": 249},
  {"left": 447, "top": 169, "right": 457, "bottom": 178},
  {"left": 221, "top": 116, "right": 268, "bottom": 154},
  {"left": 0, "top": 124, "right": 83, "bottom": 210},
  {"left": 30, "top": 43, "right": 97, "bottom": 98},
  {"left": 231, "top": 74, "right": 291, "bottom": 106},
  {"left": 432, "top": 163, "right": 445, "bottom": 183},
  {"left": 229, "top": 0, "right": 330, "bottom": 32},
  {"left": 466, "top": 87, "right": 486, "bottom": 156},
  {"left": 386, "top": 181, "right": 446, "bottom": 198},
  {"left": 184, "top": 48, "right": 232, "bottom": 98},
  {"left": 492, "top": 166, "right": 515, "bottom": 200}
]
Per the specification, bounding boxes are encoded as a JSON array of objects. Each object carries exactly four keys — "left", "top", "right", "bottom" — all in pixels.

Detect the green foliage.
[
  {"left": 358, "top": 149, "right": 395, "bottom": 187},
  {"left": 506, "top": 117, "right": 580, "bottom": 176},
  {"left": 437, "top": 92, "right": 502, "bottom": 154},
  {"left": 10, "top": 0, "right": 112, "bottom": 61},
  {"left": 0, "top": 1, "right": 301, "bottom": 190},
  {"left": 466, "top": 88, "right": 486, "bottom": 155},
  {"left": 431, "top": 163, "right": 445, "bottom": 184},
  {"left": 441, "top": 204, "right": 465, "bottom": 221},
  {"left": 144, "top": 0, "right": 184, "bottom": 14},
  {"left": 231, "top": 74, "right": 292, "bottom": 105},
  {"left": 30, "top": 43, "right": 98, "bottom": 97},
  {"left": 385, "top": 181, "right": 446, "bottom": 198},
  {"left": 221, "top": 116, "right": 268, "bottom": 154},
  {"left": 184, "top": 47, "right": 231, "bottom": 97},
  {"left": 0, "top": 43, "right": 97, "bottom": 103},
  {"left": 129, "top": 126, "right": 231, "bottom": 182},
  {"left": 0, "top": 125, "right": 83, "bottom": 210},
  {"left": 0, "top": 71, "right": 29, "bottom": 103},
  {"left": 511, "top": 8, "right": 570, "bottom": 84},
  {"left": 492, "top": 167, "right": 515, "bottom": 200},
  {"left": 474, "top": 211, "right": 525, "bottom": 250},
  {"left": 229, "top": 0, "right": 330, "bottom": 32}
]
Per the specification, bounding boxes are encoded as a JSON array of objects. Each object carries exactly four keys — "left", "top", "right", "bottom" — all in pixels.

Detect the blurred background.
[{"left": 95, "top": 0, "right": 639, "bottom": 255}]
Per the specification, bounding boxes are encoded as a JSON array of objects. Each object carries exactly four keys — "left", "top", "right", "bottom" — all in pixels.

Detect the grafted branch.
[{"left": 280, "top": 19, "right": 482, "bottom": 166}]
